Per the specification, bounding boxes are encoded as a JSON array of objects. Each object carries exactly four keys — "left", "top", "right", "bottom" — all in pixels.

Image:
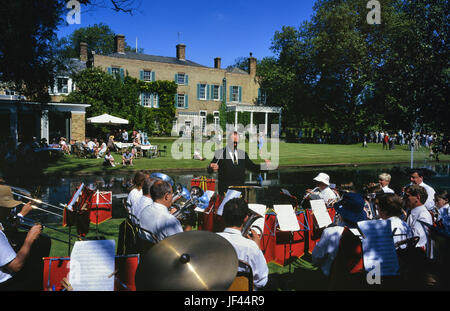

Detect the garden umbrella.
[{"left": 86, "top": 113, "right": 129, "bottom": 125}]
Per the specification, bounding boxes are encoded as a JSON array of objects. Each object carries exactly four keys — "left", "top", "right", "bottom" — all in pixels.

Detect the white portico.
[{"left": 226, "top": 103, "right": 282, "bottom": 135}]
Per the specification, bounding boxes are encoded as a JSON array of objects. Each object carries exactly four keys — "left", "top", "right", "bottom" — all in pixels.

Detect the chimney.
[
  {"left": 80, "top": 42, "right": 88, "bottom": 62},
  {"left": 115, "top": 34, "right": 125, "bottom": 54},
  {"left": 176, "top": 44, "right": 186, "bottom": 61},
  {"left": 248, "top": 52, "right": 256, "bottom": 76},
  {"left": 214, "top": 57, "right": 221, "bottom": 69}
]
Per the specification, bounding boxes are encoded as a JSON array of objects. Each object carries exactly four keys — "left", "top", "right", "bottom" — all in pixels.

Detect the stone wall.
[{"left": 71, "top": 112, "right": 85, "bottom": 142}]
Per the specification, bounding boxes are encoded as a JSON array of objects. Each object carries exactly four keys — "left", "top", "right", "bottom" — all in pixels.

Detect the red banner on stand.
[
  {"left": 197, "top": 193, "right": 225, "bottom": 232},
  {"left": 306, "top": 208, "right": 336, "bottom": 254},
  {"left": 191, "top": 177, "right": 216, "bottom": 192},
  {"left": 260, "top": 212, "right": 308, "bottom": 266},
  {"left": 89, "top": 191, "right": 112, "bottom": 225},
  {"left": 62, "top": 184, "right": 95, "bottom": 237}
]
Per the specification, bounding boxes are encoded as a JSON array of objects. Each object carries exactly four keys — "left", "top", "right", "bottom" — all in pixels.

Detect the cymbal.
[{"left": 135, "top": 230, "right": 238, "bottom": 291}]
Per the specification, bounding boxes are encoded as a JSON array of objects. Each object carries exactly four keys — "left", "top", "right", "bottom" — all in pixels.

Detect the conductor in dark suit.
[{"left": 208, "top": 131, "right": 270, "bottom": 195}]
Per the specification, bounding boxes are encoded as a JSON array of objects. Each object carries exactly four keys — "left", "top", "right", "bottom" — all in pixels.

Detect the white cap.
[{"left": 313, "top": 173, "right": 330, "bottom": 186}]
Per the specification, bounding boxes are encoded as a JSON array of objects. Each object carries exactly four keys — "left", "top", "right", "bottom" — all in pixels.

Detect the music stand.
[{"left": 273, "top": 204, "right": 303, "bottom": 274}]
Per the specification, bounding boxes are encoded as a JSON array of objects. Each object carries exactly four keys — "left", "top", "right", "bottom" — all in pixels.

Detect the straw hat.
[
  {"left": 313, "top": 172, "right": 330, "bottom": 186},
  {"left": 0, "top": 185, "right": 22, "bottom": 208}
]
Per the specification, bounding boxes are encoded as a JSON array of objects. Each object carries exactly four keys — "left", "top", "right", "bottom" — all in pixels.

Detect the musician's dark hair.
[
  {"left": 150, "top": 180, "right": 172, "bottom": 201},
  {"left": 409, "top": 168, "right": 424, "bottom": 178},
  {"left": 222, "top": 198, "right": 249, "bottom": 227},
  {"left": 130, "top": 170, "right": 149, "bottom": 191},
  {"left": 405, "top": 184, "right": 428, "bottom": 204},
  {"left": 376, "top": 193, "right": 404, "bottom": 217},
  {"left": 142, "top": 177, "right": 157, "bottom": 196},
  {"left": 435, "top": 189, "right": 449, "bottom": 202}
]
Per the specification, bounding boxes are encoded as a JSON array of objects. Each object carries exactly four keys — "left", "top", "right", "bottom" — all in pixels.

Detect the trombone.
[
  {"left": 12, "top": 191, "right": 65, "bottom": 212},
  {"left": 16, "top": 216, "right": 85, "bottom": 246}
]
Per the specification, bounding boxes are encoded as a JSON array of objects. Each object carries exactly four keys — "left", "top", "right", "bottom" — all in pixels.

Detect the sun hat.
[
  {"left": 0, "top": 185, "right": 22, "bottom": 208},
  {"left": 334, "top": 192, "right": 367, "bottom": 224},
  {"left": 313, "top": 173, "right": 330, "bottom": 186}
]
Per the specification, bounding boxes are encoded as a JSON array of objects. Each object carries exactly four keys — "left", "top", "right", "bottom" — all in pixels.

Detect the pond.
[{"left": 13, "top": 162, "right": 450, "bottom": 224}]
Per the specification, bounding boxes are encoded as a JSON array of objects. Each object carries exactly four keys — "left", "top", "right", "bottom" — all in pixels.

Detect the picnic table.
[{"left": 140, "top": 145, "right": 158, "bottom": 158}]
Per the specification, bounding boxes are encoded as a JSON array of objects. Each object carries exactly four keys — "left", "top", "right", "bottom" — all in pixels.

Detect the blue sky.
[{"left": 58, "top": 0, "right": 316, "bottom": 68}]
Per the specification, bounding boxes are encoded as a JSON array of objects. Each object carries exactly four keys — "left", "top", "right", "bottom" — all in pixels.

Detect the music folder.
[
  {"left": 357, "top": 219, "right": 399, "bottom": 276},
  {"left": 310, "top": 199, "right": 332, "bottom": 228},
  {"left": 273, "top": 204, "right": 300, "bottom": 232}
]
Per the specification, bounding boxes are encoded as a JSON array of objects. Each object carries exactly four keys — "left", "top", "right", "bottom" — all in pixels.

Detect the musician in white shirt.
[
  {"left": 375, "top": 193, "right": 413, "bottom": 249},
  {"left": 404, "top": 184, "right": 433, "bottom": 256},
  {"left": 132, "top": 177, "right": 156, "bottom": 227},
  {"left": 126, "top": 170, "right": 149, "bottom": 221},
  {"left": 312, "top": 192, "right": 367, "bottom": 277},
  {"left": 434, "top": 190, "right": 449, "bottom": 229},
  {"left": 378, "top": 173, "right": 395, "bottom": 194},
  {"left": 409, "top": 169, "right": 436, "bottom": 211},
  {"left": 139, "top": 180, "right": 183, "bottom": 244},
  {"left": 217, "top": 198, "right": 268, "bottom": 290},
  {"left": 306, "top": 173, "right": 338, "bottom": 206}
]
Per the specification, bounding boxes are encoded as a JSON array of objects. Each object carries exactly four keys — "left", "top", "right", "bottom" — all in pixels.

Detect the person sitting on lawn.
[
  {"left": 103, "top": 150, "right": 115, "bottom": 167},
  {"left": 98, "top": 140, "right": 107, "bottom": 158},
  {"left": 122, "top": 149, "right": 134, "bottom": 166}
]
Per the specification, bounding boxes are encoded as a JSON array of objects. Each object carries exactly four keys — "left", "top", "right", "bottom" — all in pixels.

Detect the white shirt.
[
  {"left": 0, "top": 228, "right": 16, "bottom": 283},
  {"left": 217, "top": 228, "right": 268, "bottom": 289},
  {"left": 87, "top": 141, "right": 96, "bottom": 150},
  {"left": 126, "top": 188, "right": 142, "bottom": 216},
  {"left": 406, "top": 205, "right": 433, "bottom": 251},
  {"left": 437, "top": 204, "right": 450, "bottom": 230},
  {"left": 419, "top": 182, "right": 436, "bottom": 211},
  {"left": 389, "top": 216, "right": 413, "bottom": 249},
  {"left": 132, "top": 195, "right": 153, "bottom": 226},
  {"left": 319, "top": 187, "right": 338, "bottom": 206},
  {"left": 382, "top": 186, "right": 395, "bottom": 194},
  {"left": 139, "top": 202, "right": 183, "bottom": 243},
  {"left": 312, "top": 226, "right": 345, "bottom": 277}
]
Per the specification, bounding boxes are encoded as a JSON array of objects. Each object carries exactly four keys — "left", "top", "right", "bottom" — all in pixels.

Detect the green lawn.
[{"left": 42, "top": 138, "right": 449, "bottom": 175}]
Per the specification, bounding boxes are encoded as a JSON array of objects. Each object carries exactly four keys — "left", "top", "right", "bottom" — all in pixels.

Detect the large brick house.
[{"left": 91, "top": 35, "right": 279, "bottom": 136}]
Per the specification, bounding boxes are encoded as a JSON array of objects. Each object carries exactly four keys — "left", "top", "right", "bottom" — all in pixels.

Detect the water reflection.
[{"left": 14, "top": 163, "right": 450, "bottom": 223}]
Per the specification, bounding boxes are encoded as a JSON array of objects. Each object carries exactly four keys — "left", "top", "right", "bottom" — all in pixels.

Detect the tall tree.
[{"left": 57, "top": 23, "right": 144, "bottom": 60}]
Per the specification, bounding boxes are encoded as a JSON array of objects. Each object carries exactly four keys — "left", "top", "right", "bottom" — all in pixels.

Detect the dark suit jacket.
[{"left": 207, "top": 147, "right": 267, "bottom": 195}]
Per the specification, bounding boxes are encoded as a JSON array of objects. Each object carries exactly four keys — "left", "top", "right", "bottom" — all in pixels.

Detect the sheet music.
[
  {"left": 69, "top": 240, "right": 115, "bottom": 291},
  {"left": 194, "top": 190, "right": 215, "bottom": 212},
  {"left": 217, "top": 190, "right": 242, "bottom": 216},
  {"left": 273, "top": 205, "right": 300, "bottom": 232},
  {"left": 67, "top": 183, "right": 84, "bottom": 211},
  {"left": 310, "top": 199, "right": 332, "bottom": 228},
  {"left": 357, "top": 220, "right": 399, "bottom": 276},
  {"left": 248, "top": 204, "right": 267, "bottom": 217}
]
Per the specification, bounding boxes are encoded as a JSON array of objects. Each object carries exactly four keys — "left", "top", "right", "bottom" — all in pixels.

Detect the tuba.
[{"left": 241, "top": 204, "right": 267, "bottom": 237}]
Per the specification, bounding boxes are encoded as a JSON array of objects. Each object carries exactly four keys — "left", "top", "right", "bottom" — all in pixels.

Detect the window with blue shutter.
[
  {"left": 238, "top": 86, "right": 242, "bottom": 103},
  {"left": 185, "top": 94, "right": 188, "bottom": 108},
  {"left": 140, "top": 70, "right": 144, "bottom": 80},
  {"left": 119, "top": 68, "right": 124, "bottom": 80},
  {"left": 175, "top": 73, "right": 178, "bottom": 83},
  {"left": 184, "top": 75, "right": 188, "bottom": 85},
  {"left": 151, "top": 71, "right": 155, "bottom": 82}
]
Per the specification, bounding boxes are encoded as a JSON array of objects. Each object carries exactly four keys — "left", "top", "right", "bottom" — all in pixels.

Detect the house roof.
[{"left": 105, "top": 52, "right": 208, "bottom": 68}]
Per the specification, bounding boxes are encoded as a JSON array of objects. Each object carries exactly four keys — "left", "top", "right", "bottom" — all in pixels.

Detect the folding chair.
[{"left": 227, "top": 260, "right": 253, "bottom": 291}]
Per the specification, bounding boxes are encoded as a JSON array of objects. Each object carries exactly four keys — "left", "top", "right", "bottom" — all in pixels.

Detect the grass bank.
[{"left": 43, "top": 139, "right": 449, "bottom": 176}]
